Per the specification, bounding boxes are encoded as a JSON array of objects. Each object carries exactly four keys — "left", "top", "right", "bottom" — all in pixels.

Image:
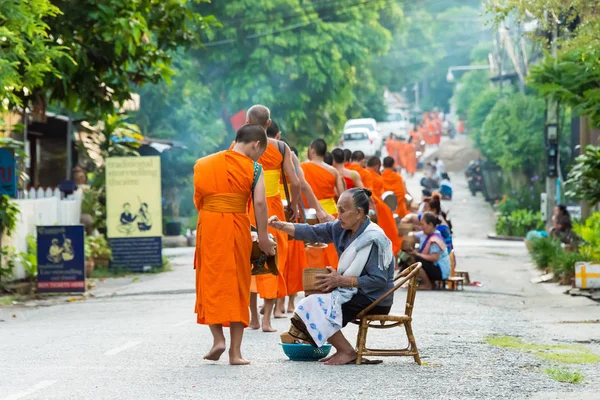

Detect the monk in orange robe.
[
  {"left": 346, "top": 150, "right": 373, "bottom": 190},
  {"left": 404, "top": 137, "right": 418, "bottom": 176},
  {"left": 244, "top": 107, "right": 301, "bottom": 332},
  {"left": 301, "top": 139, "right": 345, "bottom": 269},
  {"left": 381, "top": 156, "right": 409, "bottom": 218},
  {"left": 366, "top": 156, "right": 401, "bottom": 255},
  {"left": 332, "top": 147, "right": 363, "bottom": 190},
  {"left": 194, "top": 124, "right": 276, "bottom": 365}
]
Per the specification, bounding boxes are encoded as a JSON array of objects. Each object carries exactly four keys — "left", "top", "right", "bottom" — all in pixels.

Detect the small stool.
[
  {"left": 455, "top": 270, "right": 470, "bottom": 285},
  {"left": 447, "top": 276, "right": 465, "bottom": 291}
]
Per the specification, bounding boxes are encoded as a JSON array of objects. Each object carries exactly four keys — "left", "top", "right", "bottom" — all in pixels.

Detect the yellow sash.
[
  {"left": 202, "top": 193, "right": 248, "bottom": 214},
  {"left": 263, "top": 170, "right": 281, "bottom": 198},
  {"left": 319, "top": 198, "right": 338, "bottom": 215}
]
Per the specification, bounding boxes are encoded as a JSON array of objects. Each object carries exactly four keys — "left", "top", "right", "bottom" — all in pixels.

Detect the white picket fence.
[{"left": 3, "top": 189, "right": 82, "bottom": 280}]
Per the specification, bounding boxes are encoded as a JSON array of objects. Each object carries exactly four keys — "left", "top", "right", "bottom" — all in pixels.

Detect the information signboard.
[{"left": 37, "top": 225, "right": 85, "bottom": 292}]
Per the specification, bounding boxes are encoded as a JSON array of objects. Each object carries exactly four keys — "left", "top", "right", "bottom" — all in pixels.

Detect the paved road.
[{"left": 2, "top": 140, "right": 600, "bottom": 400}]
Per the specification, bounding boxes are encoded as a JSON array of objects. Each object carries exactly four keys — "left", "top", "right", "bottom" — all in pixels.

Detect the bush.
[
  {"left": 496, "top": 209, "right": 545, "bottom": 237},
  {"left": 530, "top": 237, "right": 562, "bottom": 270},
  {"left": 565, "top": 146, "right": 600, "bottom": 207},
  {"left": 573, "top": 212, "right": 600, "bottom": 261},
  {"left": 550, "top": 249, "right": 586, "bottom": 280},
  {"left": 496, "top": 180, "right": 544, "bottom": 215}
]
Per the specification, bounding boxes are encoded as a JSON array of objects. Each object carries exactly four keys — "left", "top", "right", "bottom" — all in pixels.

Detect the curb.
[{"left": 487, "top": 233, "right": 524, "bottom": 242}]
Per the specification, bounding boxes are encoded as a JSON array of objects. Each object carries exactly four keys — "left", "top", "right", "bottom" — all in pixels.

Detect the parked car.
[
  {"left": 340, "top": 127, "right": 382, "bottom": 157},
  {"left": 343, "top": 118, "right": 378, "bottom": 133},
  {"left": 378, "top": 109, "right": 410, "bottom": 141}
]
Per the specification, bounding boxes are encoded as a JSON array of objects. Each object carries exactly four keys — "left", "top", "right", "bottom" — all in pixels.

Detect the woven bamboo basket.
[
  {"left": 401, "top": 235, "right": 417, "bottom": 251},
  {"left": 302, "top": 268, "right": 330, "bottom": 295}
]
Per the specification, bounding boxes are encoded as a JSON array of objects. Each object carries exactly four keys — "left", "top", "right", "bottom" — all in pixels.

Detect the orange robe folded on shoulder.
[
  {"left": 248, "top": 142, "right": 288, "bottom": 299},
  {"left": 347, "top": 163, "right": 373, "bottom": 190},
  {"left": 300, "top": 162, "right": 339, "bottom": 270},
  {"left": 193, "top": 150, "right": 254, "bottom": 327},
  {"left": 368, "top": 169, "right": 401, "bottom": 255},
  {"left": 382, "top": 169, "right": 409, "bottom": 218}
]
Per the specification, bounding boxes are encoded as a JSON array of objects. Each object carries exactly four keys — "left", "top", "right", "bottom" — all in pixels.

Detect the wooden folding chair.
[
  {"left": 447, "top": 250, "right": 465, "bottom": 290},
  {"left": 353, "top": 262, "right": 423, "bottom": 365}
]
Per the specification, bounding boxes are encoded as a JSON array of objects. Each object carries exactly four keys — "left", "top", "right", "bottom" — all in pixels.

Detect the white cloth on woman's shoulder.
[{"left": 296, "top": 223, "right": 393, "bottom": 347}]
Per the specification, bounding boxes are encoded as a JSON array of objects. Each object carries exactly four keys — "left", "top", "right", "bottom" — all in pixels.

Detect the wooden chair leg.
[
  {"left": 404, "top": 321, "right": 421, "bottom": 365},
  {"left": 356, "top": 320, "right": 368, "bottom": 365}
]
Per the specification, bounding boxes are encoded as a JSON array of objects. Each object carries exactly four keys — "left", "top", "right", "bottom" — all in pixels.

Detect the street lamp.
[{"left": 446, "top": 65, "right": 492, "bottom": 83}]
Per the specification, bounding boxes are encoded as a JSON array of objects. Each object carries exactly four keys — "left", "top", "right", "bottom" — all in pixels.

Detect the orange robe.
[
  {"left": 281, "top": 173, "right": 308, "bottom": 295},
  {"left": 347, "top": 163, "right": 373, "bottom": 190},
  {"left": 382, "top": 169, "right": 409, "bottom": 217},
  {"left": 368, "top": 169, "right": 401, "bottom": 255},
  {"left": 404, "top": 143, "right": 417, "bottom": 174},
  {"left": 248, "top": 143, "right": 288, "bottom": 299},
  {"left": 300, "top": 162, "right": 339, "bottom": 270},
  {"left": 193, "top": 150, "right": 254, "bottom": 327}
]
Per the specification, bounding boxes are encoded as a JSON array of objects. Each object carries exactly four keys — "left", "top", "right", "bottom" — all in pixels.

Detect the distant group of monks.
[{"left": 193, "top": 104, "right": 412, "bottom": 365}]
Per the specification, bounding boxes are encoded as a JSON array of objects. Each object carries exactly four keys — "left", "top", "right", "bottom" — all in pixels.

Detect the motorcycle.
[{"left": 465, "top": 161, "right": 485, "bottom": 196}]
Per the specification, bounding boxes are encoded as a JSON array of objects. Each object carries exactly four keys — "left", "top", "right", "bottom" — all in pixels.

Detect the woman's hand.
[
  {"left": 268, "top": 216, "right": 285, "bottom": 230},
  {"left": 317, "top": 209, "right": 335, "bottom": 223},
  {"left": 315, "top": 267, "right": 342, "bottom": 293}
]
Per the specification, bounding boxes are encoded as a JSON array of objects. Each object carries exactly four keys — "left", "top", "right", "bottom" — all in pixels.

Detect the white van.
[{"left": 341, "top": 127, "right": 382, "bottom": 157}]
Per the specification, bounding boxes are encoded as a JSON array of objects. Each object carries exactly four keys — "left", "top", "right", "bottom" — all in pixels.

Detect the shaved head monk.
[
  {"left": 347, "top": 150, "right": 373, "bottom": 191},
  {"left": 366, "top": 156, "right": 401, "bottom": 255},
  {"left": 194, "top": 124, "right": 276, "bottom": 365},
  {"left": 244, "top": 107, "right": 301, "bottom": 332},
  {"left": 301, "top": 139, "right": 345, "bottom": 269},
  {"left": 332, "top": 148, "right": 363, "bottom": 190},
  {"left": 343, "top": 149, "right": 352, "bottom": 167},
  {"left": 382, "top": 156, "right": 409, "bottom": 218}
]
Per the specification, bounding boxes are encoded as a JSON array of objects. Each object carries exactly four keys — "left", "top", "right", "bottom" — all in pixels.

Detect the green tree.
[
  {"left": 480, "top": 93, "right": 546, "bottom": 181},
  {"left": 452, "top": 69, "right": 491, "bottom": 119},
  {"left": 0, "top": 0, "right": 66, "bottom": 108},
  {"left": 43, "top": 0, "right": 215, "bottom": 118},
  {"left": 193, "top": 0, "right": 400, "bottom": 147}
]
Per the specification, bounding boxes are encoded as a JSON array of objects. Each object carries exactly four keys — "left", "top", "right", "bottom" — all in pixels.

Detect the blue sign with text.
[
  {"left": 0, "top": 148, "right": 17, "bottom": 197},
  {"left": 37, "top": 226, "right": 85, "bottom": 293}
]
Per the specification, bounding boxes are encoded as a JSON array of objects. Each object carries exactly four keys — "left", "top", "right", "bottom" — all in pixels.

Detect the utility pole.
[{"left": 545, "top": 22, "right": 559, "bottom": 228}]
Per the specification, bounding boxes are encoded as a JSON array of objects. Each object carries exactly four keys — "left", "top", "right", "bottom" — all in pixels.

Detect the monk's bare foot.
[
  {"left": 248, "top": 320, "right": 260, "bottom": 330},
  {"left": 324, "top": 350, "right": 357, "bottom": 365},
  {"left": 286, "top": 307, "right": 295, "bottom": 313},
  {"left": 203, "top": 343, "right": 226, "bottom": 361},
  {"left": 229, "top": 350, "right": 251, "bottom": 365},
  {"left": 261, "top": 317, "right": 277, "bottom": 332},
  {"left": 274, "top": 311, "right": 286, "bottom": 319}
]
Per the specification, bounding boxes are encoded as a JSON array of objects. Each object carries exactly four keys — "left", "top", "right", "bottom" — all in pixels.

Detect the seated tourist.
[
  {"left": 268, "top": 188, "right": 394, "bottom": 365},
  {"left": 406, "top": 212, "right": 451, "bottom": 290},
  {"left": 550, "top": 204, "right": 573, "bottom": 244},
  {"left": 440, "top": 173, "right": 453, "bottom": 200}
]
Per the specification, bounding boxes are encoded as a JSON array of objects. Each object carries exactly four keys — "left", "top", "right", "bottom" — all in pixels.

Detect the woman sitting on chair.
[
  {"left": 268, "top": 188, "right": 394, "bottom": 365},
  {"left": 406, "top": 212, "right": 451, "bottom": 290}
]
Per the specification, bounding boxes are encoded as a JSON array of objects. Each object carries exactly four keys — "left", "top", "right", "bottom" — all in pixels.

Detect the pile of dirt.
[{"left": 424, "top": 138, "right": 479, "bottom": 172}]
